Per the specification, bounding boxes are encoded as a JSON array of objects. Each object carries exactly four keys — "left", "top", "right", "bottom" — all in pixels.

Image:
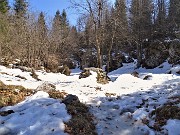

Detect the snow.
[
  {"left": 163, "top": 119, "right": 180, "bottom": 135},
  {"left": 0, "top": 61, "right": 180, "bottom": 135},
  {"left": 0, "top": 91, "right": 70, "bottom": 135}
]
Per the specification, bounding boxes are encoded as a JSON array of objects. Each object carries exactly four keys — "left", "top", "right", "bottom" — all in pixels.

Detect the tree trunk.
[{"left": 137, "top": 43, "right": 142, "bottom": 68}]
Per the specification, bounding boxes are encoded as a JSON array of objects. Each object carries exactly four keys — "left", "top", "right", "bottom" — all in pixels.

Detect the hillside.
[{"left": 0, "top": 62, "right": 180, "bottom": 135}]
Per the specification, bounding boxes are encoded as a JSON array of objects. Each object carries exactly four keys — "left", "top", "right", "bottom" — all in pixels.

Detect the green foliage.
[
  {"left": 0, "top": 0, "right": 9, "bottom": 13},
  {"left": 14, "top": 0, "right": 28, "bottom": 16}
]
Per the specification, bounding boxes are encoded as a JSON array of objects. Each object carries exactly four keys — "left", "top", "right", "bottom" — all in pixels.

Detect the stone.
[
  {"left": 0, "top": 110, "right": 14, "bottom": 116},
  {"left": 36, "top": 82, "right": 56, "bottom": 92},
  {"left": 143, "top": 75, "right": 153, "bottom": 80},
  {"left": 131, "top": 71, "right": 139, "bottom": 78},
  {"left": 79, "top": 67, "right": 110, "bottom": 84},
  {"left": 58, "top": 65, "right": 71, "bottom": 76},
  {"left": 62, "top": 94, "right": 79, "bottom": 104},
  {"left": 79, "top": 69, "right": 92, "bottom": 79}
]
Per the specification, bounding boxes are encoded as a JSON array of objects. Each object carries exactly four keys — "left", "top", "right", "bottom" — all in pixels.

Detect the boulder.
[
  {"left": 57, "top": 65, "right": 71, "bottom": 76},
  {"left": 168, "top": 40, "right": 180, "bottom": 64},
  {"left": 0, "top": 110, "right": 14, "bottom": 116},
  {"left": 143, "top": 41, "right": 169, "bottom": 69},
  {"left": 79, "top": 68, "right": 110, "bottom": 84},
  {"left": 131, "top": 71, "right": 139, "bottom": 78},
  {"left": 36, "top": 82, "right": 56, "bottom": 92},
  {"left": 143, "top": 75, "right": 153, "bottom": 80},
  {"left": 79, "top": 69, "right": 92, "bottom": 79},
  {"left": 62, "top": 94, "right": 79, "bottom": 104}
]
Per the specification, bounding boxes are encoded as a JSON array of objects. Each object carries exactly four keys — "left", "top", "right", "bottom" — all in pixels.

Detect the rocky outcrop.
[
  {"left": 36, "top": 82, "right": 56, "bottom": 92},
  {"left": 131, "top": 71, "right": 139, "bottom": 78},
  {"left": 57, "top": 65, "right": 71, "bottom": 76},
  {"left": 168, "top": 40, "right": 180, "bottom": 64},
  {"left": 79, "top": 68, "right": 110, "bottom": 84},
  {"left": 143, "top": 41, "right": 169, "bottom": 69},
  {"left": 79, "top": 69, "right": 92, "bottom": 79},
  {"left": 62, "top": 94, "right": 79, "bottom": 104}
]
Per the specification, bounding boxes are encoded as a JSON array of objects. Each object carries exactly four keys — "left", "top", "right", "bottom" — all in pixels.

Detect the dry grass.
[
  {"left": 150, "top": 104, "right": 180, "bottom": 131},
  {"left": 48, "top": 90, "right": 68, "bottom": 100},
  {"left": 64, "top": 101, "right": 97, "bottom": 135},
  {"left": 0, "top": 81, "right": 33, "bottom": 108}
]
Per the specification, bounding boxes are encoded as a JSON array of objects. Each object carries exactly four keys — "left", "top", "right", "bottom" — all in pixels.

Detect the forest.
[{"left": 0, "top": 0, "right": 179, "bottom": 73}]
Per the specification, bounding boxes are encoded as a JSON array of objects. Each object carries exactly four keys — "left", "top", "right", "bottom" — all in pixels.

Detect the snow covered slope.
[{"left": 0, "top": 62, "right": 179, "bottom": 135}]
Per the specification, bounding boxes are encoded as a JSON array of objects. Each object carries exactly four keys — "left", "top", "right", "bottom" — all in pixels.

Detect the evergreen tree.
[
  {"left": 0, "top": 0, "right": 9, "bottom": 14},
  {"left": 168, "top": 0, "right": 180, "bottom": 38},
  {"left": 114, "top": 0, "right": 129, "bottom": 45},
  {"left": 37, "top": 12, "right": 48, "bottom": 66},
  {"left": 61, "top": 9, "right": 69, "bottom": 29},
  {"left": 14, "top": 0, "right": 28, "bottom": 16},
  {"left": 154, "top": 0, "right": 167, "bottom": 39},
  {"left": 37, "top": 12, "right": 47, "bottom": 40},
  {"left": 130, "top": 0, "right": 153, "bottom": 67},
  {"left": 52, "top": 10, "right": 61, "bottom": 33}
]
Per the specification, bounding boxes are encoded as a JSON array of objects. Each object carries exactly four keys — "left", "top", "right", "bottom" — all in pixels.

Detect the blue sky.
[{"left": 9, "top": 0, "right": 116, "bottom": 25}]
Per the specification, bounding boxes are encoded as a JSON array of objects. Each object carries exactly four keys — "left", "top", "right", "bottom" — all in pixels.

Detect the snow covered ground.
[{"left": 0, "top": 62, "right": 180, "bottom": 135}]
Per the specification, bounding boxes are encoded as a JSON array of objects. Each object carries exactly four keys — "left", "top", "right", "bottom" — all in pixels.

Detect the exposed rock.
[
  {"left": 120, "top": 108, "right": 135, "bottom": 115},
  {"left": 57, "top": 65, "right": 71, "bottom": 76},
  {"left": 131, "top": 71, "right": 139, "bottom": 78},
  {"left": 143, "top": 75, "right": 153, "bottom": 80},
  {"left": 143, "top": 41, "right": 169, "bottom": 69},
  {"left": 79, "top": 69, "right": 92, "bottom": 79},
  {"left": 80, "top": 68, "right": 110, "bottom": 84},
  {"left": 15, "top": 75, "right": 27, "bottom": 80},
  {"left": 62, "top": 94, "right": 79, "bottom": 105},
  {"left": 168, "top": 40, "right": 180, "bottom": 64},
  {"left": 0, "top": 110, "right": 14, "bottom": 116},
  {"left": 36, "top": 82, "right": 56, "bottom": 92},
  {"left": 30, "top": 69, "right": 41, "bottom": 81}
]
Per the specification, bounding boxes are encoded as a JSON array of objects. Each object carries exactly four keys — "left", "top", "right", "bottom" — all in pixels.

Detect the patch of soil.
[
  {"left": 64, "top": 100, "right": 97, "bottom": 135},
  {"left": 49, "top": 92, "right": 97, "bottom": 135},
  {"left": 0, "top": 81, "right": 33, "bottom": 108}
]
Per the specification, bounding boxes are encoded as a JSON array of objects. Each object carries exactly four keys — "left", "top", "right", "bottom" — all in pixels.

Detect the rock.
[
  {"left": 0, "top": 110, "right": 14, "bottom": 116},
  {"left": 57, "top": 65, "right": 71, "bottom": 76},
  {"left": 36, "top": 82, "right": 56, "bottom": 92},
  {"left": 143, "top": 75, "right": 153, "bottom": 80},
  {"left": 120, "top": 108, "right": 135, "bottom": 115},
  {"left": 143, "top": 41, "right": 169, "bottom": 69},
  {"left": 131, "top": 71, "right": 139, "bottom": 78},
  {"left": 79, "top": 69, "right": 92, "bottom": 79},
  {"left": 96, "top": 69, "right": 110, "bottom": 84},
  {"left": 79, "top": 68, "right": 110, "bottom": 84},
  {"left": 168, "top": 40, "right": 180, "bottom": 65},
  {"left": 62, "top": 94, "right": 79, "bottom": 104},
  {"left": 112, "top": 105, "right": 120, "bottom": 110}
]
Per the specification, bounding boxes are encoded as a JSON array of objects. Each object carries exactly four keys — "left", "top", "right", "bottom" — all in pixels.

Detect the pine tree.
[
  {"left": 0, "top": 0, "right": 9, "bottom": 14},
  {"left": 168, "top": 0, "right": 180, "bottom": 38},
  {"left": 37, "top": 12, "right": 47, "bottom": 40},
  {"left": 37, "top": 12, "right": 48, "bottom": 66},
  {"left": 14, "top": 0, "right": 28, "bottom": 16},
  {"left": 52, "top": 10, "right": 61, "bottom": 33},
  {"left": 114, "top": 0, "right": 129, "bottom": 45},
  {"left": 130, "top": 0, "right": 153, "bottom": 68},
  {"left": 61, "top": 9, "right": 68, "bottom": 27},
  {"left": 154, "top": 0, "right": 167, "bottom": 39}
]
